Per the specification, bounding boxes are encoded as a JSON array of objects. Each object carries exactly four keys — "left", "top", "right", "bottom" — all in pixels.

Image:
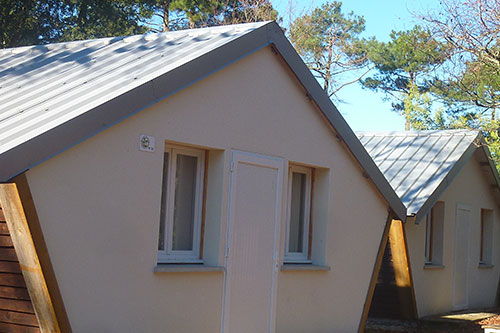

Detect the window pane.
[
  {"left": 158, "top": 152, "right": 169, "bottom": 251},
  {"left": 481, "top": 209, "right": 493, "bottom": 264},
  {"left": 424, "top": 214, "right": 432, "bottom": 262},
  {"left": 289, "top": 172, "right": 306, "bottom": 253},
  {"left": 172, "top": 154, "right": 198, "bottom": 251}
]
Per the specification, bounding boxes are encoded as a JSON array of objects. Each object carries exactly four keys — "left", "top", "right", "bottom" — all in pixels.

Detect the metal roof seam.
[
  {"left": 371, "top": 135, "right": 397, "bottom": 160},
  {"left": 405, "top": 133, "right": 469, "bottom": 210},
  {"left": 387, "top": 134, "right": 428, "bottom": 184},
  {"left": 400, "top": 132, "right": 457, "bottom": 203},
  {"left": 380, "top": 133, "right": 419, "bottom": 176},
  {"left": 391, "top": 134, "right": 438, "bottom": 194}
]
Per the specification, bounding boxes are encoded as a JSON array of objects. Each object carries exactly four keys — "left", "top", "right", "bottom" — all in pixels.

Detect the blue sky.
[{"left": 271, "top": 0, "right": 439, "bottom": 131}]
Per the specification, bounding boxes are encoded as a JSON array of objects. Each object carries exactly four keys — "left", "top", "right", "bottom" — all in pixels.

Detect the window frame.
[
  {"left": 425, "top": 211, "right": 434, "bottom": 264},
  {"left": 480, "top": 208, "right": 493, "bottom": 265},
  {"left": 284, "top": 164, "right": 312, "bottom": 263},
  {"left": 424, "top": 201, "right": 444, "bottom": 265},
  {"left": 158, "top": 145, "right": 205, "bottom": 263}
]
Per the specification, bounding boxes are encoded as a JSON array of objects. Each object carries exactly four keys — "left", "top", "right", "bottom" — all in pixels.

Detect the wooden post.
[
  {"left": 0, "top": 174, "right": 71, "bottom": 332},
  {"left": 358, "top": 212, "right": 393, "bottom": 333},
  {"left": 389, "top": 220, "right": 418, "bottom": 319}
]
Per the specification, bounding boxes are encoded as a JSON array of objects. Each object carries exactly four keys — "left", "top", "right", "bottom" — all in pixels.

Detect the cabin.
[
  {"left": 357, "top": 130, "right": 500, "bottom": 319},
  {"left": 0, "top": 22, "right": 406, "bottom": 332}
]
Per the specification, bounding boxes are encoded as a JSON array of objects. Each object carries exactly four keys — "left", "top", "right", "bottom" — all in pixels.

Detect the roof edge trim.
[
  {"left": 413, "top": 134, "right": 480, "bottom": 223},
  {"left": 265, "top": 23, "right": 407, "bottom": 220}
]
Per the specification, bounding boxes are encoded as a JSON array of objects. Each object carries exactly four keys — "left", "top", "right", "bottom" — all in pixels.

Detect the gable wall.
[
  {"left": 24, "top": 46, "right": 390, "bottom": 332},
  {"left": 406, "top": 155, "right": 500, "bottom": 317}
]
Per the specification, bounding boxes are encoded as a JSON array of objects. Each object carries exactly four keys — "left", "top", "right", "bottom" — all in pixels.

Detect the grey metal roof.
[
  {"left": 0, "top": 21, "right": 406, "bottom": 219},
  {"left": 0, "top": 22, "right": 267, "bottom": 157},
  {"left": 357, "top": 130, "right": 483, "bottom": 220}
]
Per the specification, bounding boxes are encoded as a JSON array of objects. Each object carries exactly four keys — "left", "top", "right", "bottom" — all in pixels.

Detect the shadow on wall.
[{"left": 369, "top": 240, "right": 416, "bottom": 320}]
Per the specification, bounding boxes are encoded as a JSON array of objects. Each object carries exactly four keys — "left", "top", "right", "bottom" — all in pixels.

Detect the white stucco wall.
[
  {"left": 25, "top": 46, "right": 390, "bottom": 332},
  {"left": 406, "top": 155, "right": 500, "bottom": 317}
]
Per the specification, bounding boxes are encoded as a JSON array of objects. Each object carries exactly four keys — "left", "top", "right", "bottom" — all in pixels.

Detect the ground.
[{"left": 366, "top": 308, "right": 500, "bottom": 332}]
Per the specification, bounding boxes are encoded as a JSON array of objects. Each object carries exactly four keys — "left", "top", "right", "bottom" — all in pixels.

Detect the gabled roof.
[
  {"left": 357, "top": 130, "right": 500, "bottom": 222},
  {"left": 0, "top": 21, "right": 406, "bottom": 219}
]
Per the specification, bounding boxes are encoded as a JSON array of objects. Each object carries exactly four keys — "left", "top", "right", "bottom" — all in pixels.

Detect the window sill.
[
  {"left": 280, "top": 264, "right": 331, "bottom": 272},
  {"left": 154, "top": 264, "right": 224, "bottom": 273},
  {"left": 424, "top": 263, "right": 445, "bottom": 270},
  {"left": 478, "top": 263, "right": 494, "bottom": 269}
]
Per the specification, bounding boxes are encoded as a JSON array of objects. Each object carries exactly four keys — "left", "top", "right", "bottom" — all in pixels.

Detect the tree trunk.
[
  {"left": 162, "top": 1, "right": 171, "bottom": 32},
  {"left": 324, "top": 28, "right": 334, "bottom": 94}
]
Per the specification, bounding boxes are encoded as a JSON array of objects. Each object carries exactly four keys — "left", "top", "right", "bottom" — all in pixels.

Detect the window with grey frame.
[
  {"left": 425, "top": 201, "right": 445, "bottom": 265},
  {"left": 158, "top": 145, "right": 205, "bottom": 263},
  {"left": 284, "top": 165, "right": 312, "bottom": 263},
  {"left": 480, "top": 208, "right": 494, "bottom": 265}
]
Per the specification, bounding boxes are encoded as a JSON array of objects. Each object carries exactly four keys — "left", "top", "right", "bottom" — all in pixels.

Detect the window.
[
  {"left": 284, "top": 165, "right": 312, "bottom": 263},
  {"left": 480, "top": 209, "right": 493, "bottom": 265},
  {"left": 158, "top": 145, "right": 205, "bottom": 263},
  {"left": 425, "top": 201, "right": 444, "bottom": 265}
]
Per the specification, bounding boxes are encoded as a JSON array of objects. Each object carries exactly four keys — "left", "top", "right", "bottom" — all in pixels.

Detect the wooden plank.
[
  {"left": 0, "top": 222, "right": 10, "bottom": 235},
  {"left": 0, "top": 181, "right": 60, "bottom": 331},
  {"left": 0, "top": 248, "right": 20, "bottom": 261},
  {"left": 0, "top": 235, "right": 14, "bottom": 247},
  {"left": 358, "top": 212, "right": 393, "bottom": 333},
  {"left": 11, "top": 174, "right": 71, "bottom": 332},
  {"left": 0, "top": 298, "right": 35, "bottom": 314},
  {"left": 0, "top": 273, "right": 27, "bottom": 288},
  {"left": 0, "top": 208, "right": 5, "bottom": 222},
  {"left": 369, "top": 240, "right": 401, "bottom": 319},
  {"left": 0, "top": 261, "right": 22, "bottom": 274},
  {"left": 0, "top": 321, "right": 40, "bottom": 332},
  {"left": 0, "top": 286, "right": 31, "bottom": 300},
  {"left": 390, "top": 220, "right": 418, "bottom": 319},
  {"left": 0, "top": 309, "right": 38, "bottom": 326}
]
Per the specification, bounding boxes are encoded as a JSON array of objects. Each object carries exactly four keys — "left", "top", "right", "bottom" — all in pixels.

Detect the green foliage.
[
  {"left": 165, "top": 0, "right": 278, "bottom": 29},
  {"left": 221, "top": 0, "right": 278, "bottom": 25},
  {"left": 362, "top": 26, "right": 449, "bottom": 129},
  {"left": 432, "top": 57, "right": 500, "bottom": 118},
  {"left": 403, "top": 82, "right": 434, "bottom": 130},
  {"left": 58, "top": 1, "right": 156, "bottom": 42},
  {"left": 0, "top": 0, "right": 64, "bottom": 47},
  {"left": 418, "top": 0, "right": 500, "bottom": 169},
  {"left": 289, "top": 1, "right": 370, "bottom": 98},
  {"left": 1, "top": 0, "right": 278, "bottom": 47},
  {"left": 0, "top": 0, "right": 157, "bottom": 47}
]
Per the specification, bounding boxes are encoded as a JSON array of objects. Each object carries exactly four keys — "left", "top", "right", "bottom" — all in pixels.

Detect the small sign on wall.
[{"left": 139, "top": 134, "right": 155, "bottom": 152}]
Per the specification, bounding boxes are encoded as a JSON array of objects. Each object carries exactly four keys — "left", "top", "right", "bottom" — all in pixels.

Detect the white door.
[
  {"left": 453, "top": 203, "right": 471, "bottom": 310},
  {"left": 222, "top": 150, "right": 283, "bottom": 333}
]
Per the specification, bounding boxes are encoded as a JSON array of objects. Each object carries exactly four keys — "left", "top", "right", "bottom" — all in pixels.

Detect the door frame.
[
  {"left": 221, "top": 150, "right": 284, "bottom": 333},
  {"left": 452, "top": 202, "right": 471, "bottom": 310}
]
